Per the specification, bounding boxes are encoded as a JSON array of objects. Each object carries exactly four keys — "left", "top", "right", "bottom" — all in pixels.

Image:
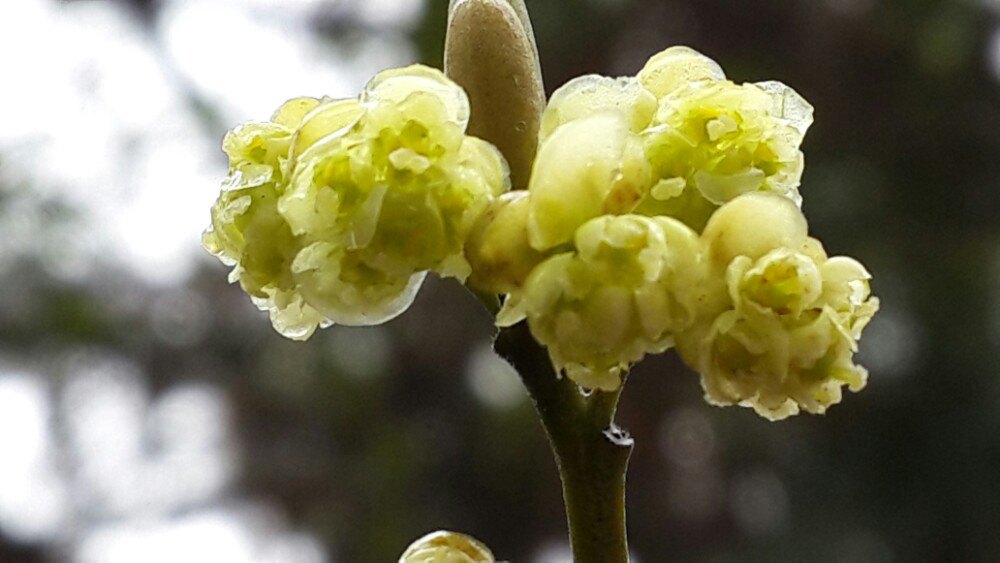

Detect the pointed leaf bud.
[{"left": 445, "top": 0, "right": 545, "bottom": 188}]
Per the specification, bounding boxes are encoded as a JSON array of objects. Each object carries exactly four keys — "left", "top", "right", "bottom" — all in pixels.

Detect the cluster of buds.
[{"left": 205, "top": 46, "right": 878, "bottom": 419}]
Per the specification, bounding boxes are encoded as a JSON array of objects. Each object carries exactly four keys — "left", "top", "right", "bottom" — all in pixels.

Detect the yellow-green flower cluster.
[
  {"left": 504, "top": 214, "right": 705, "bottom": 391},
  {"left": 399, "top": 531, "right": 494, "bottom": 563},
  {"left": 205, "top": 42, "right": 878, "bottom": 419},
  {"left": 638, "top": 73, "right": 813, "bottom": 231},
  {"left": 526, "top": 46, "right": 813, "bottom": 240},
  {"left": 204, "top": 65, "right": 509, "bottom": 339},
  {"left": 467, "top": 46, "right": 877, "bottom": 418},
  {"left": 675, "top": 194, "right": 879, "bottom": 420}
]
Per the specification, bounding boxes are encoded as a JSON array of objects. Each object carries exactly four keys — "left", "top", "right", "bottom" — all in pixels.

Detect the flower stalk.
[
  {"left": 452, "top": 3, "right": 633, "bottom": 560},
  {"left": 495, "top": 322, "right": 632, "bottom": 563}
]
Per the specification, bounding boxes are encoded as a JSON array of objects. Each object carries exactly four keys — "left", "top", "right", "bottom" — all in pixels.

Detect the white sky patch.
[
  {"left": 75, "top": 506, "right": 328, "bottom": 563},
  {"left": 59, "top": 353, "right": 238, "bottom": 519},
  {"left": 0, "top": 372, "right": 68, "bottom": 544},
  {"left": 159, "top": 1, "right": 353, "bottom": 123},
  {"left": 3, "top": 347, "right": 331, "bottom": 561},
  {"left": 0, "top": 0, "right": 215, "bottom": 284},
  {"left": 0, "top": 0, "right": 417, "bottom": 286},
  {"left": 352, "top": 0, "right": 425, "bottom": 27},
  {"left": 157, "top": 0, "right": 417, "bottom": 124},
  {"left": 113, "top": 135, "right": 220, "bottom": 284}
]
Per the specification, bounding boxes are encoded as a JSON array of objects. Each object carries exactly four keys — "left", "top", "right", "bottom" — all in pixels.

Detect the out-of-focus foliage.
[{"left": 1, "top": 0, "right": 999, "bottom": 561}]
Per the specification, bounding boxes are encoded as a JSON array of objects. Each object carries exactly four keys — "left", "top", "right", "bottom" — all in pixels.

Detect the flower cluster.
[
  {"left": 205, "top": 46, "right": 879, "bottom": 419},
  {"left": 468, "top": 47, "right": 878, "bottom": 417},
  {"left": 677, "top": 194, "right": 879, "bottom": 419},
  {"left": 502, "top": 214, "right": 704, "bottom": 391},
  {"left": 638, "top": 62, "right": 812, "bottom": 231},
  {"left": 204, "top": 66, "right": 509, "bottom": 339}
]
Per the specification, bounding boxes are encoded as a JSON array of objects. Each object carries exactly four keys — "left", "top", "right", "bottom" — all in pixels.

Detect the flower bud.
[
  {"left": 527, "top": 112, "right": 652, "bottom": 251},
  {"left": 701, "top": 192, "right": 808, "bottom": 269},
  {"left": 730, "top": 250, "right": 822, "bottom": 318},
  {"left": 538, "top": 75, "right": 657, "bottom": 142},
  {"left": 400, "top": 531, "right": 494, "bottom": 563},
  {"left": 465, "top": 191, "right": 547, "bottom": 294},
  {"left": 445, "top": 0, "right": 545, "bottom": 188},
  {"left": 637, "top": 46, "right": 726, "bottom": 99}
]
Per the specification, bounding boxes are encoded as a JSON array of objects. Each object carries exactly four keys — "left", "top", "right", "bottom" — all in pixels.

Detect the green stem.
[{"left": 495, "top": 323, "right": 632, "bottom": 563}]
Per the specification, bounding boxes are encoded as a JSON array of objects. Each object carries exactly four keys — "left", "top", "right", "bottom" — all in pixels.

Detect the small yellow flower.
[
  {"left": 399, "top": 531, "right": 494, "bottom": 563},
  {"left": 677, "top": 194, "right": 879, "bottom": 420},
  {"left": 204, "top": 65, "right": 509, "bottom": 338},
  {"left": 637, "top": 75, "right": 813, "bottom": 231},
  {"left": 514, "top": 214, "right": 705, "bottom": 391}
]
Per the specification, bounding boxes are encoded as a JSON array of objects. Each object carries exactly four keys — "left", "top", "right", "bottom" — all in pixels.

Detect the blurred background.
[{"left": 0, "top": 0, "right": 997, "bottom": 561}]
